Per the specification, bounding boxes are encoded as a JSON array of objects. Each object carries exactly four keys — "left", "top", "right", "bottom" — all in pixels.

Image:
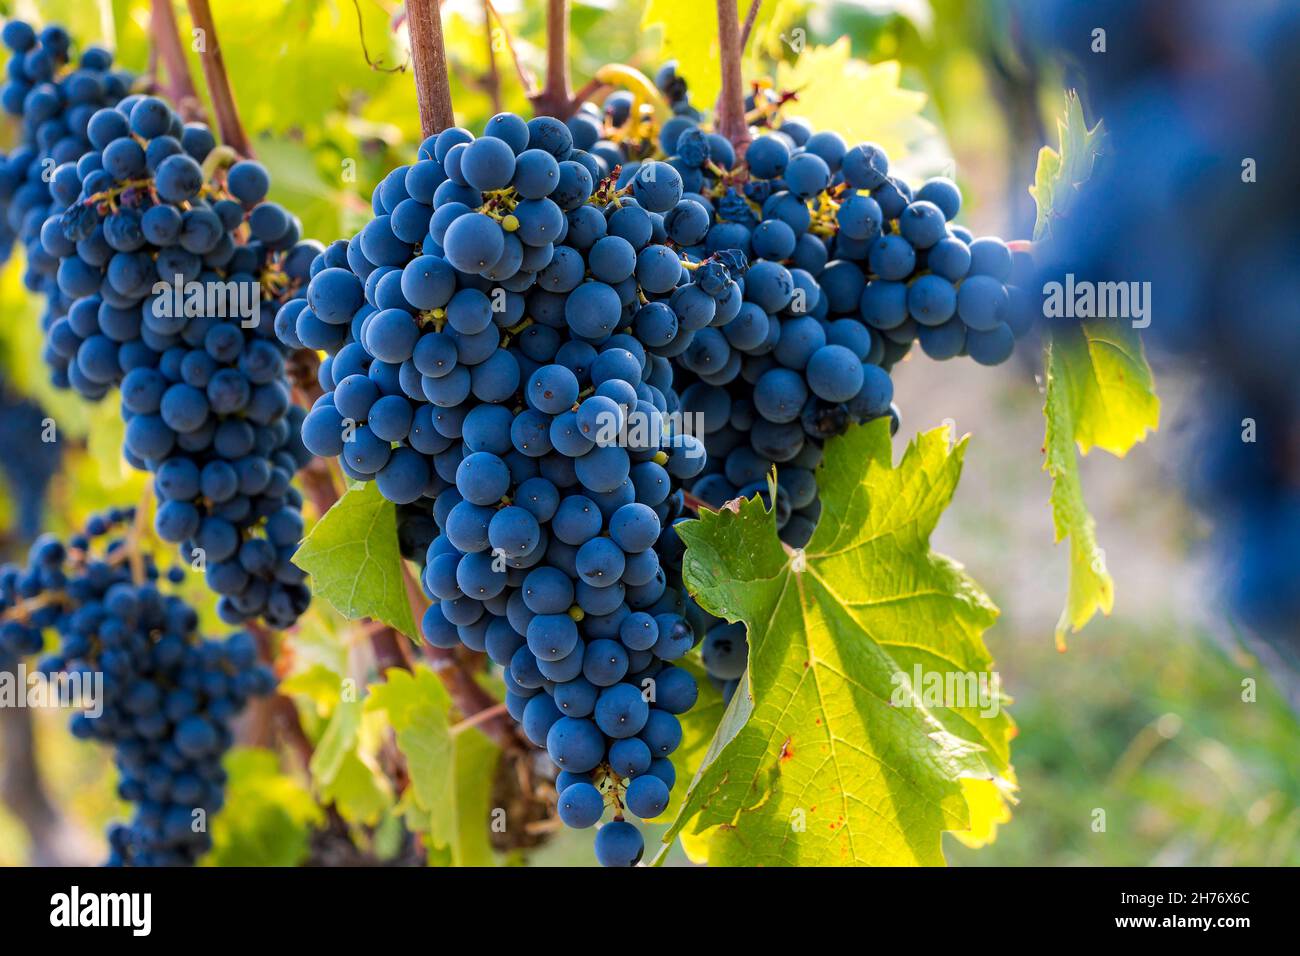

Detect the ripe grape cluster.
[
  {"left": 620, "top": 97, "right": 1029, "bottom": 695},
  {"left": 1027, "top": 0, "right": 1300, "bottom": 659},
  {"left": 292, "top": 110, "right": 759, "bottom": 865},
  {"left": 0, "top": 509, "right": 276, "bottom": 865},
  {"left": 33, "top": 88, "right": 315, "bottom": 629}
]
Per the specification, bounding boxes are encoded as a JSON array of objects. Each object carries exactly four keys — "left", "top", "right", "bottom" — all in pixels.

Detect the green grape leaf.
[
  {"left": 1048, "top": 321, "right": 1161, "bottom": 459},
  {"left": 1030, "top": 93, "right": 1160, "bottom": 643},
  {"left": 1043, "top": 320, "right": 1159, "bottom": 644},
  {"left": 293, "top": 481, "right": 419, "bottom": 640},
  {"left": 661, "top": 420, "right": 1014, "bottom": 866},
  {"left": 308, "top": 696, "right": 363, "bottom": 787},
  {"left": 205, "top": 748, "right": 322, "bottom": 867},
  {"left": 366, "top": 666, "right": 500, "bottom": 867},
  {"left": 318, "top": 749, "right": 393, "bottom": 827},
  {"left": 278, "top": 663, "right": 347, "bottom": 712},
  {"left": 1030, "top": 91, "right": 1105, "bottom": 244}
]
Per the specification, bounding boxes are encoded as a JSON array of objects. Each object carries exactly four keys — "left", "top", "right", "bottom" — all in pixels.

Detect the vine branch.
[
  {"left": 484, "top": 0, "right": 537, "bottom": 97},
  {"left": 482, "top": 0, "right": 503, "bottom": 113},
  {"left": 406, "top": 0, "right": 456, "bottom": 137},
  {"left": 185, "top": 0, "right": 253, "bottom": 157},
  {"left": 715, "top": 0, "right": 751, "bottom": 153},
  {"left": 150, "top": 0, "right": 204, "bottom": 122},
  {"left": 530, "top": 0, "right": 574, "bottom": 117},
  {"left": 739, "top": 0, "right": 762, "bottom": 53}
]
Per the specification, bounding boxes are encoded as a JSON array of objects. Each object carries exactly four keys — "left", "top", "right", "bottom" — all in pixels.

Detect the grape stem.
[
  {"left": 407, "top": 0, "right": 457, "bottom": 136},
  {"left": 0, "top": 591, "right": 70, "bottom": 624},
  {"left": 739, "top": 0, "right": 763, "bottom": 52},
  {"left": 126, "top": 484, "right": 151, "bottom": 586},
  {"left": 150, "top": 0, "right": 204, "bottom": 122},
  {"left": 481, "top": 0, "right": 503, "bottom": 113},
  {"left": 715, "top": 0, "right": 751, "bottom": 154},
  {"left": 682, "top": 490, "right": 708, "bottom": 513},
  {"left": 483, "top": 0, "right": 538, "bottom": 97},
  {"left": 448, "top": 701, "right": 509, "bottom": 736},
  {"left": 185, "top": 0, "right": 255, "bottom": 158},
  {"left": 531, "top": 0, "right": 574, "bottom": 118}
]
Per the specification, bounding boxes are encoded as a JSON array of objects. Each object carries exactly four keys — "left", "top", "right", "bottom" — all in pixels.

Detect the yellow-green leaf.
[
  {"left": 642, "top": 0, "right": 738, "bottom": 114},
  {"left": 1049, "top": 321, "right": 1161, "bottom": 458},
  {"left": 205, "top": 748, "right": 323, "bottom": 867},
  {"left": 293, "top": 481, "right": 419, "bottom": 640},
  {"left": 279, "top": 663, "right": 347, "bottom": 713},
  {"left": 365, "top": 666, "right": 500, "bottom": 866},
  {"left": 1031, "top": 94, "right": 1159, "bottom": 644},
  {"left": 1030, "top": 91, "right": 1105, "bottom": 243},
  {"left": 774, "top": 40, "right": 930, "bottom": 162},
  {"left": 663, "top": 420, "right": 1015, "bottom": 866},
  {"left": 309, "top": 696, "right": 363, "bottom": 787},
  {"left": 318, "top": 749, "right": 392, "bottom": 827},
  {"left": 1044, "top": 321, "right": 1159, "bottom": 643}
]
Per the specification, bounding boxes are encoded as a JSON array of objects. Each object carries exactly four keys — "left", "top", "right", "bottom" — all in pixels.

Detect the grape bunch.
[
  {"left": 0, "top": 509, "right": 276, "bottom": 866},
  {"left": 0, "top": 20, "right": 130, "bottom": 282},
  {"left": 667, "top": 112, "right": 1029, "bottom": 543},
  {"left": 34, "top": 89, "right": 316, "bottom": 628},
  {"left": 608, "top": 75, "right": 1033, "bottom": 695},
  {"left": 292, "top": 110, "right": 757, "bottom": 865}
]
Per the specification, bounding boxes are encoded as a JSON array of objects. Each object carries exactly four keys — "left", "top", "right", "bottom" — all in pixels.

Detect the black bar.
[{"left": 0, "top": 866, "right": 1281, "bottom": 942}]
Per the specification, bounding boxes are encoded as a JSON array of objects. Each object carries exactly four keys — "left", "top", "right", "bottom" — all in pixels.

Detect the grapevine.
[{"left": 7, "top": 0, "right": 1293, "bottom": 882}]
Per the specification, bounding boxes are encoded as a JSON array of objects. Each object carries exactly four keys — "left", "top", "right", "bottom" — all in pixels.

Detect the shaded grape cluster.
[
  {"left": 0, "top": 379, "right": 61, "bottom": 542},
  {"left": 0, "top": 509, "right": 275, "bottom": 865},
  {"left": 33, "top": 88, "right": 316, "bottom": 629}
]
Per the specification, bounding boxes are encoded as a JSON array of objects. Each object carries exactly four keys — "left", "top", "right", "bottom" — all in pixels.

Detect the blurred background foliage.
[{"left": 0, "top": 0, "right": 1294, "bottom": 866}]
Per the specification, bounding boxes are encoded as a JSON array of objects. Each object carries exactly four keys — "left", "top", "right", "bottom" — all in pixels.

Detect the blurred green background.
[{"left": 0, "top": 0, "right": 1294, "bottom": 867}]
